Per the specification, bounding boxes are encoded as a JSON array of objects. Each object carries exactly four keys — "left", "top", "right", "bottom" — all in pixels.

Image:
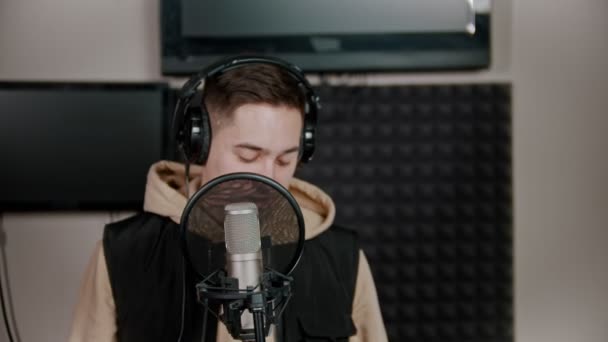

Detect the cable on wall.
[{"left": 0, "top": 213, "right": 18, "bottom": 342}]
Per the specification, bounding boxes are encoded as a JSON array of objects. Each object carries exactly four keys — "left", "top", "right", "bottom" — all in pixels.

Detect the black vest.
[{"left": 103, "top": 212, "right": 359, "bottom": 341}]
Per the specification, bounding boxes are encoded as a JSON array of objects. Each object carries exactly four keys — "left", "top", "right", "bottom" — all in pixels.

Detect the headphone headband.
[{"left": 173, "top": 55, "right": 319, "bottom": 165}]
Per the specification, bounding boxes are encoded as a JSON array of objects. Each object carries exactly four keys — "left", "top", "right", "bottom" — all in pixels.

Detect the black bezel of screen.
[{"left": 161, "top": 0, "right": 490, "bottom": 75}]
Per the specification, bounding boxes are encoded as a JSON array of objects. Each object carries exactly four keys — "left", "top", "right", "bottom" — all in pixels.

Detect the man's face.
[{"left": 200, "top": 103, "right": 303, "bottom": 189}]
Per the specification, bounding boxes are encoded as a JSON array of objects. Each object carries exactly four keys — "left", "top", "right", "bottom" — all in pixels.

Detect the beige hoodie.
[{"left": 69, "top": 161, "right": 387, "bottom": 342}]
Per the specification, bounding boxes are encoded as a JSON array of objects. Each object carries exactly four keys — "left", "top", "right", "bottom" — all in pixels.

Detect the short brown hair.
[{"left": 202, "top": 63, "right": 306, "bottom": 123}]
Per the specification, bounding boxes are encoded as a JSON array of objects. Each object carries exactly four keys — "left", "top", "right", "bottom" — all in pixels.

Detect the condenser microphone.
[{"left": 224, "top": 202, "right": 264, "bottom": 336}]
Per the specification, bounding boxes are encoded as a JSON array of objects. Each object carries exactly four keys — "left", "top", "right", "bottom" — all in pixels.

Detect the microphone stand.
[
  {"left": 252, "top": 312, "right": 265, "bottom": 342},
  {"left": 249, "top": 292, "right": 266, "bottom": 342}
]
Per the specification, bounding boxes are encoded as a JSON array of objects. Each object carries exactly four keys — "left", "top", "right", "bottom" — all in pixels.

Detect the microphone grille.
[{"left": 224, "top": 202, "right": 261, "bottom": 254}]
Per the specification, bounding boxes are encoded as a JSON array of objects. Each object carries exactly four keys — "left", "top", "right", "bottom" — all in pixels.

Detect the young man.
[{"left": 69, "top": 58, "right": 387, "bottom": 342}]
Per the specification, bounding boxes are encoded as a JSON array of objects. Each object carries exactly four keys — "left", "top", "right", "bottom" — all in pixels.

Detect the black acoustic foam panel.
[{"left": 296, "top": 84, "right": 512, "bottom": 342}]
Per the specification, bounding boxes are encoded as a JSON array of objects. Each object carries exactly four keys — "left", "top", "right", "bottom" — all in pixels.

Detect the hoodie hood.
[{"left": 143, "top": 160, "right": 335, "bottom": 240}]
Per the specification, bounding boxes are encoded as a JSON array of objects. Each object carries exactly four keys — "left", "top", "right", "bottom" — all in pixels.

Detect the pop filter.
[
  {"left": 180, "top": 172, "right": 305, "bottom": 278},
  {"left": 179, "top": 172, "right": 305, "bottom": 341}
]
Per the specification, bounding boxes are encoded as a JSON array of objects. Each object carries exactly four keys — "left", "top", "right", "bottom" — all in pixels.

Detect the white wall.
[
  {"left": 0, "top": 0, "right": 161, "bottom": 81},
  {"left": 512, "top": 0, "right": 608, "bottom": 341},
  {"left": 0, "top": 0, "right": 607, "bottom": 341}
]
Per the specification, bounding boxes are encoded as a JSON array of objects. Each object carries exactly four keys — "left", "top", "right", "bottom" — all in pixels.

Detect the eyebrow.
[{"left": 234, "top": 143, "right": 299, "bottom": 155}]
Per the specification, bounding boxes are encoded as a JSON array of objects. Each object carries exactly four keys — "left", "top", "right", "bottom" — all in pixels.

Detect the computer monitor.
[{"left": 0, "top": 82, "right": 171, "bottom": 210}]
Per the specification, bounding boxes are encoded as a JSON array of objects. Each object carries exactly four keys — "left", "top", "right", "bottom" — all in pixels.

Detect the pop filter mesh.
[{"left": 182, "top": 174, "right": 304, "bottom": 278}]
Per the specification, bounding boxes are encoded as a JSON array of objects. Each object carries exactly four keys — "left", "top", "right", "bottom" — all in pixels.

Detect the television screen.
[
  {"left": 0, "top": 82, "right": 171, "bottom": 210},
  {"left": 162, "top": 0, "right": 490, "bottom": 74},
  {"left": 181, "top": 1, "right": 473, "bottom": 37}
]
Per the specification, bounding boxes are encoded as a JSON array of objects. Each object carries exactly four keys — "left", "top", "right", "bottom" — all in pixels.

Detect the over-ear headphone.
[{"left": 172, "top": 55, "right": 320, "bottom": 165}]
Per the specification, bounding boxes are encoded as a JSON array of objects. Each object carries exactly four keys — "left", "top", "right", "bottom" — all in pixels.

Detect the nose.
[{"left": 258, "top": 160, "right": 276, "bottom": 181}]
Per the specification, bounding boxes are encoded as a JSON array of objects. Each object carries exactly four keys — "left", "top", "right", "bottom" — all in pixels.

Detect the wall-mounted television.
[
  {"left": 162, "top": 0, "right": 491, "bottom": 75},
  {"left": 0, "top": 82, "right": 171, "bottom": 211}
]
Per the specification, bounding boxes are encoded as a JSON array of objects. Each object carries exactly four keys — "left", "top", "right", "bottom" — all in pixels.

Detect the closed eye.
[
  {"left": 276, "top": 159, "right": 291, "bottom": 167},
  {"left": 234, "top": 144, "right": 262, "bottom": 162},
  {"left": 239, "top": 155, "right": 257, "bottom": 163}
]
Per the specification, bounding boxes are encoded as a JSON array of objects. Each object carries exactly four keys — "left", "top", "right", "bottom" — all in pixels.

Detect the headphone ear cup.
[
  {"left": 180, "top": 91, "right": 212, "bottom": 165},
  {"left": 300, "top": 123, "right": 315, "bottom": 163},
  {"left": 197, "top": 107, "right": 212, "bottom": 164},
  {"left": 299, "top": 93, "right": 319, "bottom": 163},
  {"left": 185, "top": 105, "right": 212, "bottom": 165}
]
